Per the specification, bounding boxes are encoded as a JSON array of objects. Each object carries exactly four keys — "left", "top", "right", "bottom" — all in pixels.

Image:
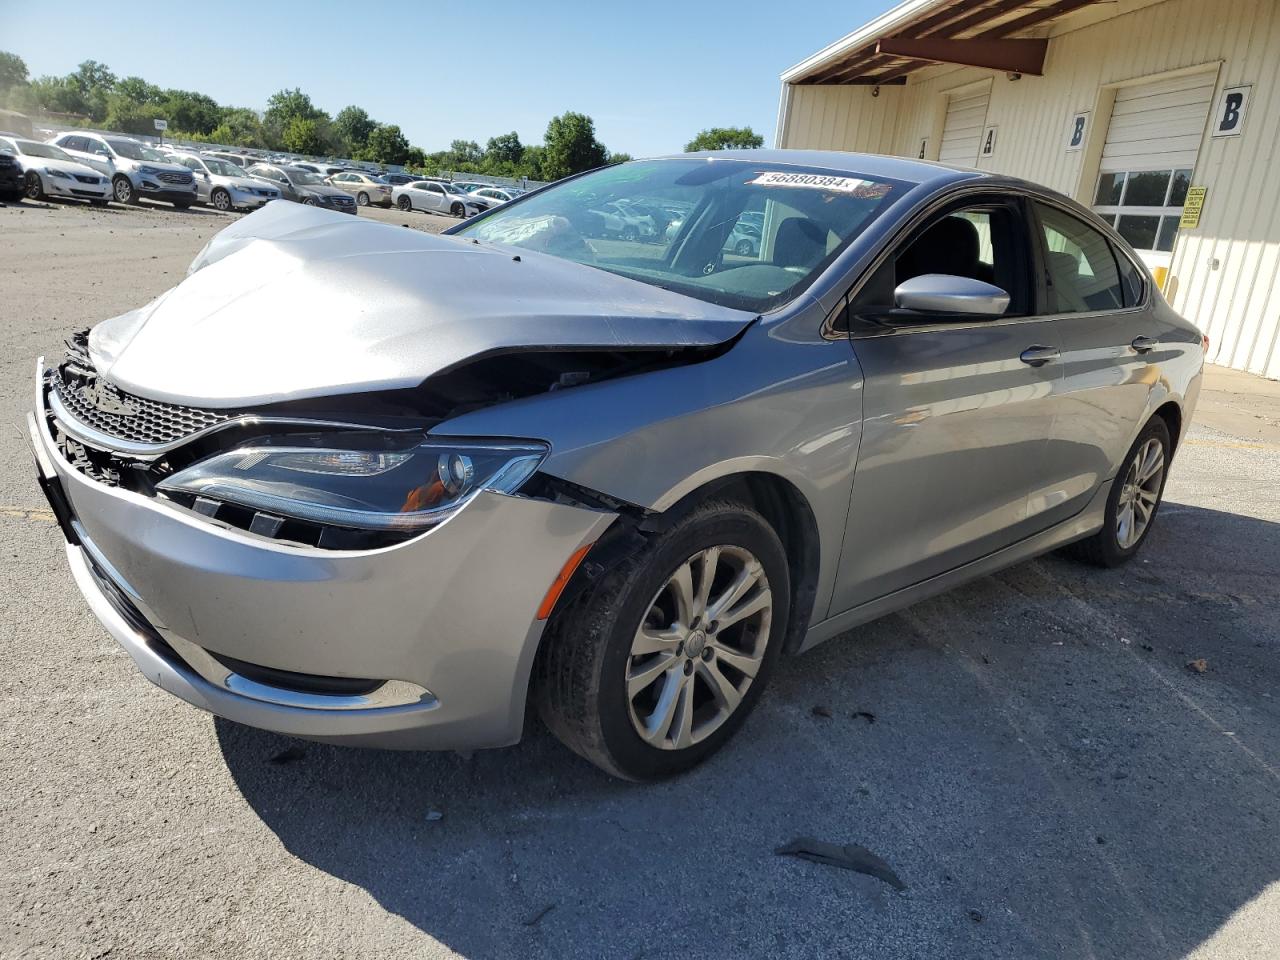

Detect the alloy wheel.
[
  {"left": 113, "top": 176, "right": 133, "bottom": 204},
  {"left": 625, "top": 545, "right": 772, "bottom": 750},
  {"left": 24, "top": 171, "right": 42, "bottom": 200},
  {"left": 213, "top": 190, "right": 232, "bottom": 211},
  {"left": 1116, "top": 437, "right": 1164, "bottom": 549}
]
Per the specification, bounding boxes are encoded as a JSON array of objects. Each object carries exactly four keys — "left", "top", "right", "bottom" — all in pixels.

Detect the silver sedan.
[{"left": 30, "top": 151, "right": 1203, "bottom": 780}]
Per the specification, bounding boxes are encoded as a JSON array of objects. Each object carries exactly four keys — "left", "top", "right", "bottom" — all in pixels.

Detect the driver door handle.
[
  {"left": 1131, "top": 336, "right": 1160, "bottom": 354},
  {"left": 1020, "top": 345, "right": 1061, "bottom": 367}
]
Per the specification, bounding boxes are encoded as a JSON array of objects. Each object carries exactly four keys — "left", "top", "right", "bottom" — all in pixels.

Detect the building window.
[{"left": 1092, "top": 168, "right": 1192, "bottom": 254}]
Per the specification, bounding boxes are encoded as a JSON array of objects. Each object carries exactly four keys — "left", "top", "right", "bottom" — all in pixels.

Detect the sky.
[{"left": 0, "top": 0, "right": 886, "bottom": 156}]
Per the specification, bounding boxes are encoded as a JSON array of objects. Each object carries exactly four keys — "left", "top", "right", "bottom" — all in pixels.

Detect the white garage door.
[
  {"left": 1093, "top": 71, "right": 1216, "bottom": 271},
  {"left": 938, "top": 88, "right": 990, "bottom": 166}
]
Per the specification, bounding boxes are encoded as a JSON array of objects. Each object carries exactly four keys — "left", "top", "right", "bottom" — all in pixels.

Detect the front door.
[{"left": 830, "top": 195, "right": 1064, "bottom": 614}]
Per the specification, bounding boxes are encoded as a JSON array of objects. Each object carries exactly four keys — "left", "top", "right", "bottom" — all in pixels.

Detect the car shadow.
[{"left": 217, "top": 501, "right": 1280, "bottom": 959}]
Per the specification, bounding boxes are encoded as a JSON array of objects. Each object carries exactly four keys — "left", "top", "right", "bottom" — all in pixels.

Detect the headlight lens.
[
  {"left": 138, "top": 165, "right": 161, "bottom": 176},
  {"left": 157, "top": 438, "right": 547, "bottom": 532},
  {"left": 47, "top": 168, "right": 72, "bottom": 179}
]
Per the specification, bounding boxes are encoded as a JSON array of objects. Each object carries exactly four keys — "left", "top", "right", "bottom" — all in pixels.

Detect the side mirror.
[{"left": 894, "top": 274, "right": 1011, "bottom": 317}]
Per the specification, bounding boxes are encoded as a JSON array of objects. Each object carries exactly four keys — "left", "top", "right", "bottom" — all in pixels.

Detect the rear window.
[{"left": 455, "top": 159, "right": 912, "bottom": 313}]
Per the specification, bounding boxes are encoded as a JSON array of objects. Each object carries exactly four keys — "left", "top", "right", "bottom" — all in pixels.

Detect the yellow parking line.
[
  {"left": 1185, "top": 437, "right": 1279, "bottom": 451},
  {"left": 0, "top": 507, "right": 56, "bottom": 522}
]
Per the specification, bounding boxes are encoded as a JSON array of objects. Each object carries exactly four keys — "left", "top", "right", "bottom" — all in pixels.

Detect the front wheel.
[
  {"left": 211, "top": 188, "right": 233, "bottom": 212},
  {"left": 1063, "top": 416, "right": 1171, "bottom": 567},
  {"left": 113, "top": 175, "right": 136, "bottom": 205},
  {"left": 24, "top": 171, "right": 44, "bottom": 200},
  {"left": 735, "top": 239, "right": 753, "bottom": 256},
  {"left": 450, "top": 201, "right": 464, "bottom": 217},
  {"left": 302, "top": 196, "right": 317, "bottom": 206},
  {"left": 535, "top": 499, "right": 789, "bottom": 780},
  {"left": 397, "top": 195, "right": 412, "bottom": 211}
]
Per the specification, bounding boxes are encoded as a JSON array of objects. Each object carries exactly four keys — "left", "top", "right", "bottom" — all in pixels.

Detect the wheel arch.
[{"left": 1153, "top": 400, "right": 1183, "bottom": 455}]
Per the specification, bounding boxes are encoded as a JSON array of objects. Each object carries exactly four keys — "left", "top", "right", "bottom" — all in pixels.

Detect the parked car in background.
[
  {"left": 392, "top": 180, "right": 485, "bottom": 217},
  {"left": 204, "top": 151, "right": 249, "bottom": 169},
  {"left": 381, "top": 172, "right": 418, "bottom": 186},
  {"left": 0, "top": 136, "right": 111, "bottom": 205},
  {"left": 585, "top": 199, "right": 656, "bottom": 240},
  {"left": 0, "top": 145, "right": 29, "bottom": 199},
  {"left": 244, "top": 163, "right": 356, "bottom": 214},
  {"left": 28, "top": 152, "right": 1204, "bottom": 781},
  {"left": 471, "top": 186, "right": 522, "bottom": 207},
  {"left": 724, "top": 212, "right": 764, "bottom": 256},
  {"left": 49, "top": 133, "right": 196, "bottom": 207},
  {"left": 172, "top": 153, "right": 281, "bottom": 212},
  {"left": 327, "top": 171, "right": 393, "bottom": 208}
]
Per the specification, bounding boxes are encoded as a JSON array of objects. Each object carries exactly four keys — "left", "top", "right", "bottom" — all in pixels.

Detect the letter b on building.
[{"left": 1213, "top": 85, "right": 1251, "bottom": 138}]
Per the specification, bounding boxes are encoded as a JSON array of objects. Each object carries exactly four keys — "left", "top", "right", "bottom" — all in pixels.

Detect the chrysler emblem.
[{"left": 85, "top": 381, "right": 139, "bottom": 417}]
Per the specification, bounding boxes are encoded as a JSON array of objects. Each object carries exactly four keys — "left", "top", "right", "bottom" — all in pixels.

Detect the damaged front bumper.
[{"left": 30, "top": 358, "right": 616, "bottom": 750}]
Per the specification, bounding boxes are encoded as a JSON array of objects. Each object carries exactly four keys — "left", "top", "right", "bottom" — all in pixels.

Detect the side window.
[
  {"left": 1033, "top": 202, "right": 1125, "bottom": 313},
  {"left": 179, "top": 157, "right": 200, "bottom": 171},
  {"left": 1113, "top": 245, "right": 1146, "bottom": 308},
  {"left": 62, "top": 136, "right": 86, "bottom": 152},
  {"left": 851, "top": 202, "right": 1029, "bottom": 316},
  {"left": 89, "top": 139, "right": 110, "bottom": 157}
]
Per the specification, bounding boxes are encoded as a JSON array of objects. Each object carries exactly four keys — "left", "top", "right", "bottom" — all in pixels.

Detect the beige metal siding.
[{"left": 778, "top": 0, "right": 1280, "bottom": 378}]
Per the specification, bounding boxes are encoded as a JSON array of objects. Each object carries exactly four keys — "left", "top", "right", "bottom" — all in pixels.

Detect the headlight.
[
  {"left": 139, "top": 165, "right": 162, "bottom": 176},
  {"left": 157, "top": 438, "right": 547, "bottom": 532},
  {"left": 47, "top": 168, "right": 72, "bottom": 180}
]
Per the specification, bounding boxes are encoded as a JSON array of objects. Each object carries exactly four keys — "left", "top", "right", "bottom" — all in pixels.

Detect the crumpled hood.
[{"left": 89, "top": 201, "right": 755, "bottom": 408}]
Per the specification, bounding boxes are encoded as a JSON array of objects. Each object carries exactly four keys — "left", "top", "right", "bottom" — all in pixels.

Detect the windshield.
[
  {"left": 204, "top": 158, "right": 241, "bottom": 177},
  {"left": 106, "top": 139, "right": 162, "bottom": 161},
  {"left": 455, "top": 159, "right": 911, "bottom": 313},
  {"left": 286, "top": 168, "right": 324, "bottom": 186},
  {"left": 14, "top": 140, "right": 73, "bottom": 161}
]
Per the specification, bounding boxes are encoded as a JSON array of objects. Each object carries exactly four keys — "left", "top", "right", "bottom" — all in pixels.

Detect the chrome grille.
[
  {"left": 51, "top": 363, "right": 231, "bottom": 447},
  {"left": 158, "top": 170, "right": 194, "bottom": 185}
]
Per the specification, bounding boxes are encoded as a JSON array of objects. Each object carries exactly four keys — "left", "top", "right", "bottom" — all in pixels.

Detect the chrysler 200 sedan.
[{"left": 30, "top": 151, "right": 1203, "bottom": 780}]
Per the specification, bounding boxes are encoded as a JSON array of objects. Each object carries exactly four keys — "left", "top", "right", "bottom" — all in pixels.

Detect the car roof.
[{"left": 661, "top": 149, "right": 989, "bottom": 187}]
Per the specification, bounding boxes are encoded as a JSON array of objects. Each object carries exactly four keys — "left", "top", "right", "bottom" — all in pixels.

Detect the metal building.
[{"left": 777, "top": 0, "right": 1280, "bottom": 379}]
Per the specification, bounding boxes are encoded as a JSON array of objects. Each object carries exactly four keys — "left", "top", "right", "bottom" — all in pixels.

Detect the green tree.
[
  {"left": 448, "top": 139, "right": 483, "bottom": 166},
  {"left": 334, "top": 105, "right": 377, "bottom": 153},
  {"left": 404, "top": 146, "right": 427, "bottom": 171},
  {"left": 162, "top": 89, "right": 221, "bottom": 135},
  {"left": 209, "top": 107, "right": 266, "bottom": 147},
  {"left": 103, "top": 98, "right": 166, "bottom": 136},
  {"left": 684, "top": 126, "right": 764, "bottom": 152},
  {"left": 28, "top": 75, "right": 88, "bottom": 117},
  {"left": 542, "top": 112, "right": 607, "bottom": 181},
  {"left": 608, "top": 151, "right": 634, "bottom": 165},
  {"left": 114, "top": 75, "right": 163, "bottom": 105},
  {"left": 264, "top": 87, "right": 328, "bottom": 148},
  {"left": 282, "top": 116, "right": 326, "bottom": 155},
  {"left": 0, "top": 51, "right": 29, "bottom": 94},
  {"left": 485, "top": 131, "right": 523, "bottom": 166},
  {"left": 361, "top": 123, "right": 411, "bottom": 165}
]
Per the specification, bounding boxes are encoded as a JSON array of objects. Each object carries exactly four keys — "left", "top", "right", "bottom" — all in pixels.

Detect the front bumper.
[
  {"left": 30, "top": 360, "right": 615, "bottom": 749},
  {"left": 135, "top": 180, "right": 197, "bottom": 204},
  {"left": 43, "top": 173, "right": 111, "bottom": 200},
  {"left": 229, "top": 185, "right": 277, "bottom": 209}
]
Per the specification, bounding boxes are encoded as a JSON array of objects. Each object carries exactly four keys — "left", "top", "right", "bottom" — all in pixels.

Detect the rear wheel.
[
  {"left": 23, "top": 171, "right": 44, "bottom": 200},
  {"left": 1063, "top": 416, "right": 1171, "bottom": 567},
  {"left": 357, "top": 191, "right": 370, "bottom": 206},
  {"left": 535, "top": 499, "right": 789, "bottom": 780},
  {"left": 450, "top": 201, "right": 464, "bottom": 217},
  {"left": 211, "top": 188, "right": 233, "bottom": 212},
  {"left": 113, "top": 175, "right": 136, "bottom": 205},
  {"left": 303, "top": 196, "right": 317, "bottom": 206},
  {"left": 735, "top": 239, "right": 753, "bottom": 256},
  {"left": 397, "top": 195, "right": 412, "bottom": 211}
]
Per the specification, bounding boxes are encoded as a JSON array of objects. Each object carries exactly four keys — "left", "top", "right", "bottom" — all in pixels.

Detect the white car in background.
[
  {"left": 392, "top": 180, "right": 485, "bottom": 217},
  {"left": 171, "top": 153, "right": 281, "bottom": 212},
  {"left": 471, "top": 186, "right": 523, "bottom": 207},
  {"left": 49, "top": 132, "right": 197, "bottom": 207},
  {"left": 0, "top": 136, "right": 111, "bottom": 206}
]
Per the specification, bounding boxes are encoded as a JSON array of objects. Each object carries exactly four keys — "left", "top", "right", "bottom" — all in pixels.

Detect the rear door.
[
  {"left": 830, "top": 192, "right": 1064, "bottom": 614},
  {"left": 1026, "top": 199, "right": 1168, "bottom": 524}
]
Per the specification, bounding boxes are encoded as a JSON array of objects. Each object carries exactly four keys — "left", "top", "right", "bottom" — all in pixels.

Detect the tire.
[
  {"left": 303, "top": 196, "right": 318, "bottom": 206},
  {"left": 112, "top": 175, "right": 136, "bottom": 205},
  {"left": 1063, "top": 415, "right": 1172, "bottom": 568},
  {"left": 356, "top": 191, "right": 369, "bottom": 206},
  {"left": 621, "top": 225, "right": 639, "bottom": 241},
  {"left": 450, "top": 202, "right": 464, "bottom": 218},
  {"left": 397, "top": 195, "right": 412, "bottom": 212},
  {"left": 535, "top": 499, "right": 790, "bottom": 780},
  {"left": 24, "top": 171, "right": 45, "bottom": 200},
  {"left": 211, "top": 188, "right": 233, "bottom": 212},
  {"left": 735, "top": 239, "right": 753, "bottom": 256}
]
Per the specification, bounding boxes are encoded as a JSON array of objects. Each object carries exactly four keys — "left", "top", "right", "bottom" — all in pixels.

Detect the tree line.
[{"left": 0, "top": 51, "right": 763, "bottom": 179}]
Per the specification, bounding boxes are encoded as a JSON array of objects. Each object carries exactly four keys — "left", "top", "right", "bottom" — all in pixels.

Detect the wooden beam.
[
  {"left": 921, "top": 0, "right": 1035, "bottom": 38},
  {"left": 976, "top": 0, "right": 1099, "bottom": 38},
  {"left": 877, "top": 36, "right": 1048, "bottom": 74},
  {"left": 845, "top": 76, "right": 910, "bottom": 86}
]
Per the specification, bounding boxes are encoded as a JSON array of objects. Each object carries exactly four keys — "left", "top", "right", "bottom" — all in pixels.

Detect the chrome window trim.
[
  {"left": 821, "top": 182, "right": 1152, "bottom": 341},
  {"left": 47, "top": 386, "right": 420, "bottom": 460}
]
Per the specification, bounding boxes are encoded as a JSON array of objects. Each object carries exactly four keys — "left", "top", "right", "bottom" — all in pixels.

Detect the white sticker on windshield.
[{"left": 748, "top": 172, "right": 890, "bottom": 198}]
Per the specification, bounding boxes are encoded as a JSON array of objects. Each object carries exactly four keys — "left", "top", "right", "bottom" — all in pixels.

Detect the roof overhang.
[{"left": 782, "top": 0, "right": 1103, "bottom": 85}]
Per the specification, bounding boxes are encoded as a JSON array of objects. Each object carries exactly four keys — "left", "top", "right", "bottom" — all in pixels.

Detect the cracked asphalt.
[{"left": 2, "top": 197, "right": 1278, "bottom": 960}]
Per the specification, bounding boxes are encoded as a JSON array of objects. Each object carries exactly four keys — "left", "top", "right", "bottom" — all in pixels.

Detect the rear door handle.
[
  {"left": 1131, "top": 336, "right": 1160, "bottom": 354},
  {"left": 1020, "top": 345, "right": 1061, "bottom": 367}
]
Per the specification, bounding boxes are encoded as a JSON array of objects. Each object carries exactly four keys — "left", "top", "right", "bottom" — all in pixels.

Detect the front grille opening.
[{"left": 207, "top": 651, "right": 383, "bottom": 697}]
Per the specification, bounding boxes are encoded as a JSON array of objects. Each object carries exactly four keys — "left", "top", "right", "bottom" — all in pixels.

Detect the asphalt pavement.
[{"left": 2, "top": 196, "right": 1278, "bottom": 960}]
